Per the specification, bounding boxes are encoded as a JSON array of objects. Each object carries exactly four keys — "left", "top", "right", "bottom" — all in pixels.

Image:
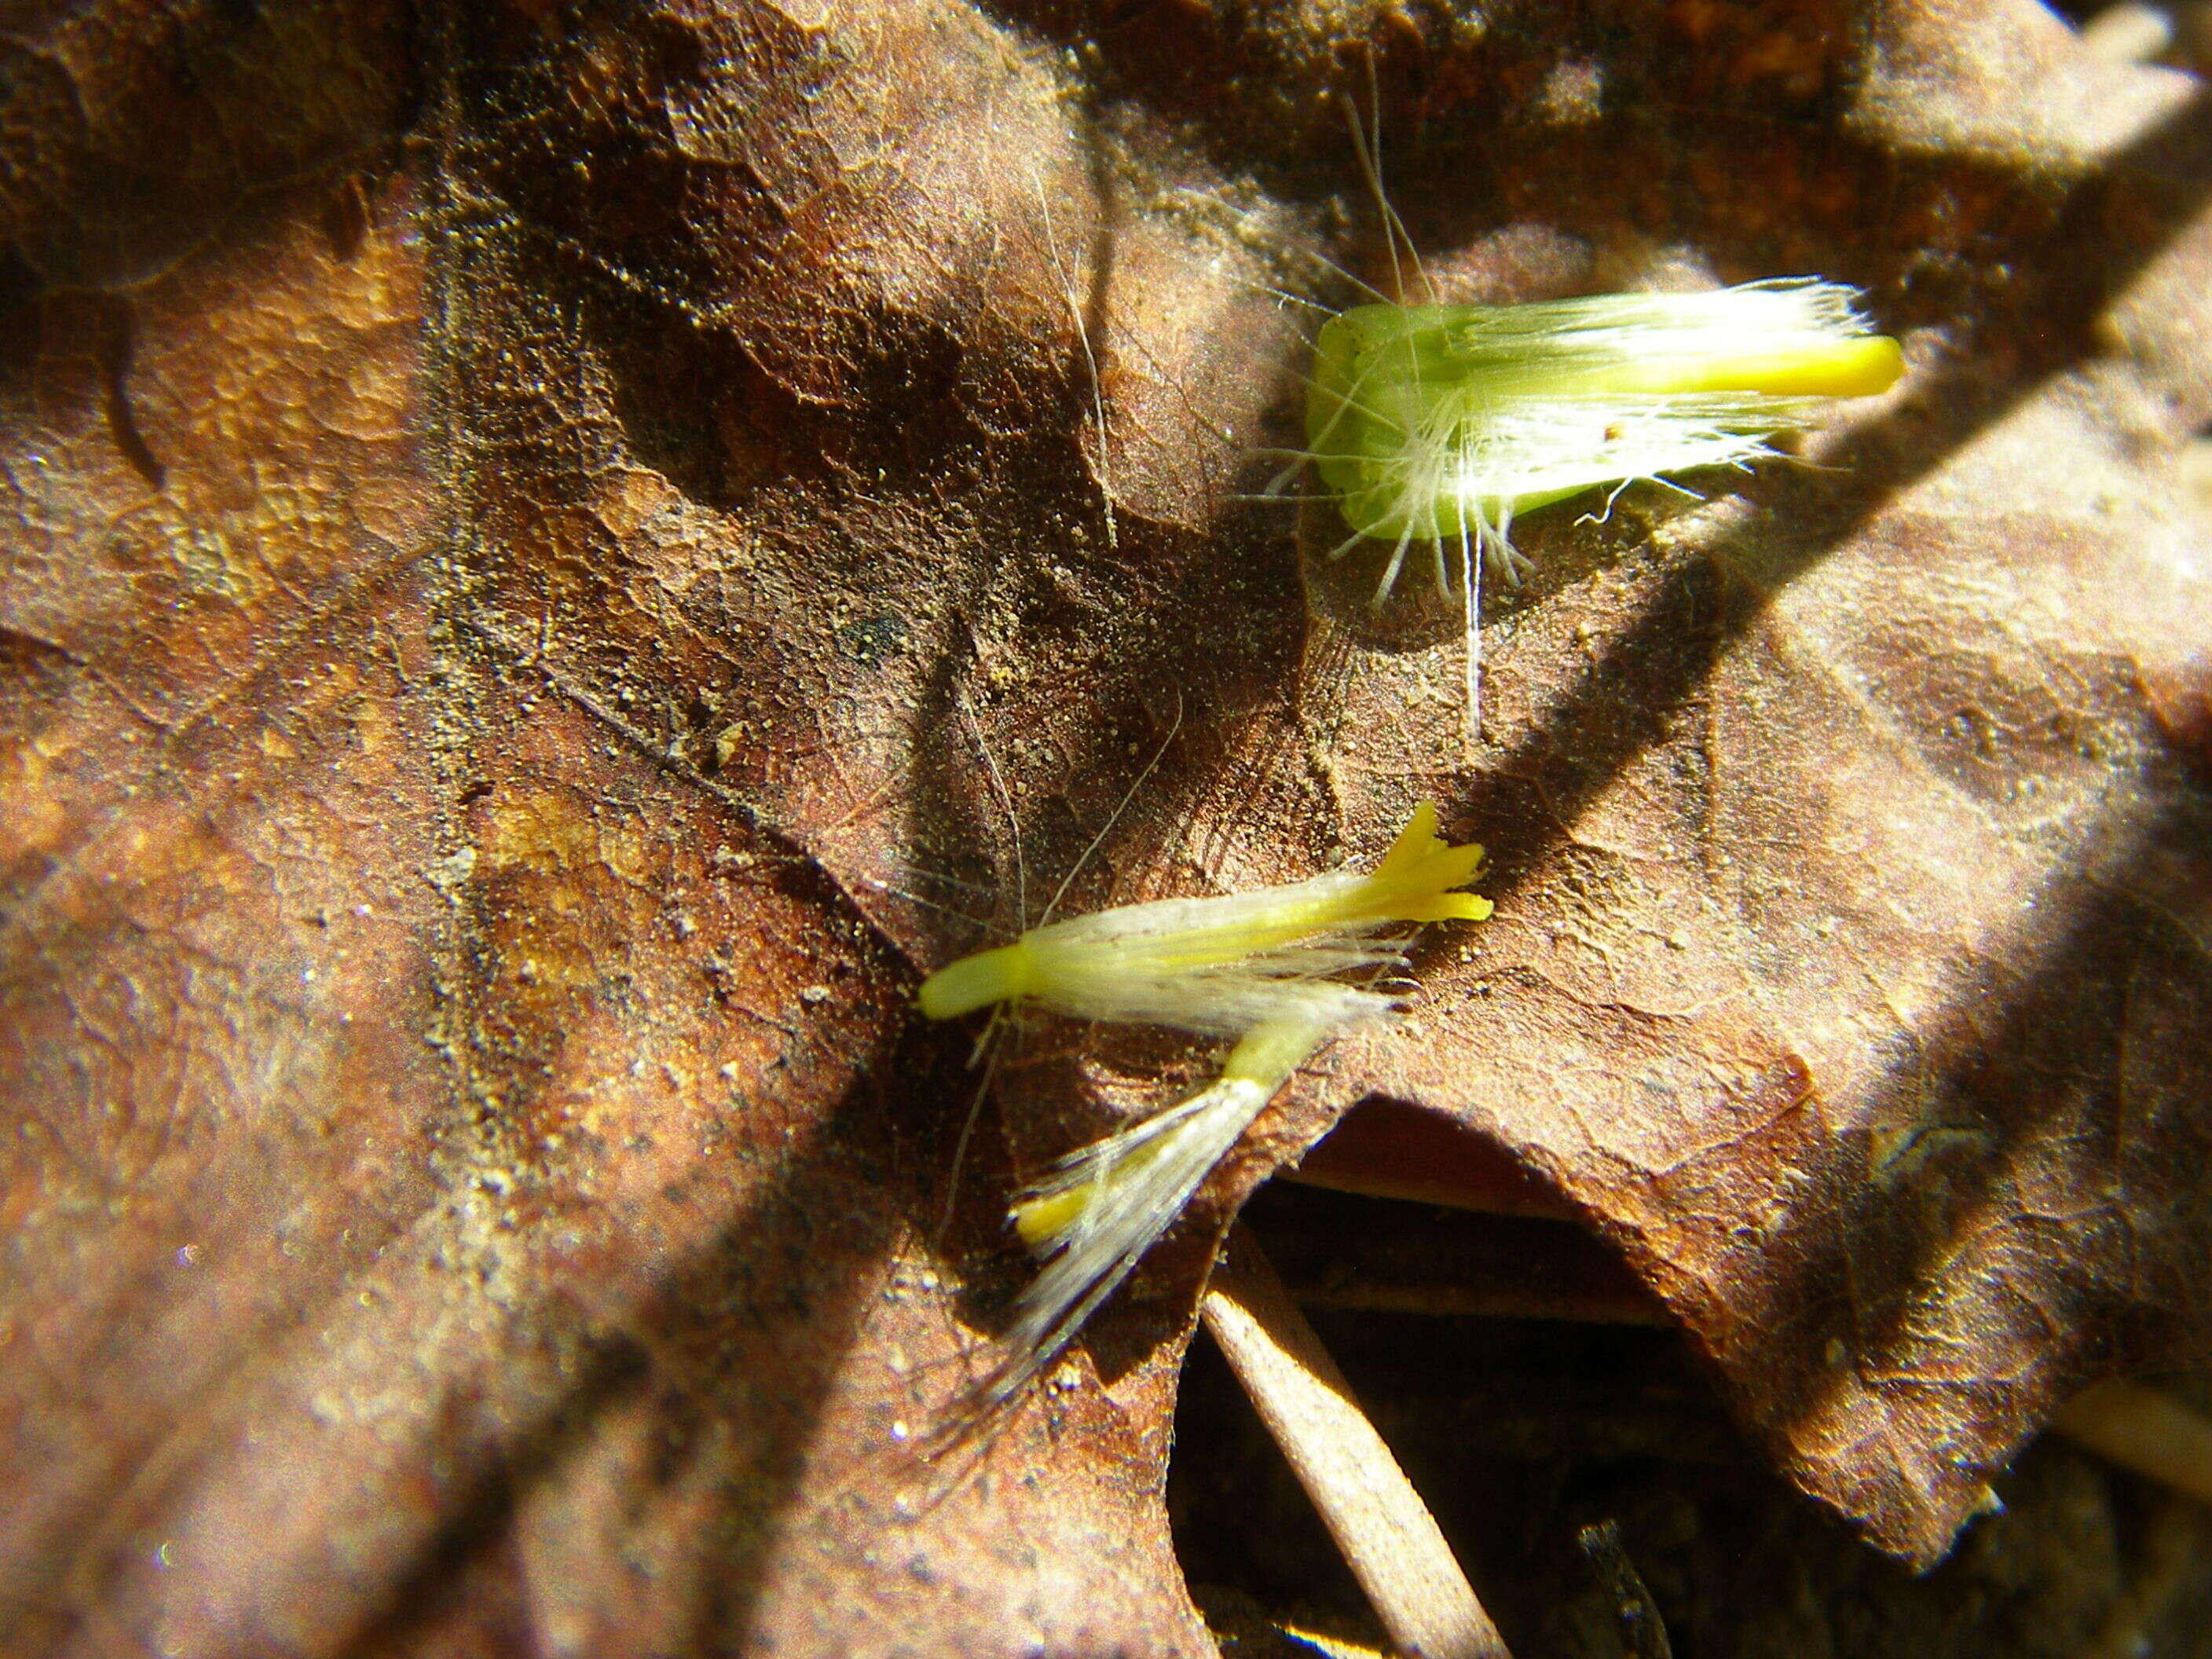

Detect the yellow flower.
[
  {"left": 1308, "top": 278, "right": 1903, "bottom": 570},
  {"left": 1301, "top": 278, "right": 1903, "bottom": 742},
  {"left": 920, "top": 806, "right": 1491, "bottom": 1401},
  {"left": 918, "top": 802, "right": 1490, "bottom": 1035}
]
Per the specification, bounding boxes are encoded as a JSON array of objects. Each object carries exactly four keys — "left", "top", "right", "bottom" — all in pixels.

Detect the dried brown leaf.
[{"left": 4, "top": 1, "right": 2210, "bottom": 1653}]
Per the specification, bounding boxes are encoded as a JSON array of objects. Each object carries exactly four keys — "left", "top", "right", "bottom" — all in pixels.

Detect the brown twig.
[
  {"left": 2055, "top": 1377, "right": 2212, "bottom": 1506},
  {"left": 1200, "top": 1224, "right": 1513, "bottom": 1659},
  {"left": 1576, "top": 1518, "right": 1674, "bottom": 1659}
]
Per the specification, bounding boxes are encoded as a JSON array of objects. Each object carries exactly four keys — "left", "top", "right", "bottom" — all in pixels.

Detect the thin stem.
[
  {"left": 1202, "top": 1225, "right": 1512, "bottom": 1659},
  {"left": 1463, "top": 516, "right": 1483, "bottom": 756},
  {"left": 961, "top": 689, "right": 1025, "bottom": 931},
  {"left": 933, "top": 1013, "right": 1005, "bottom": 1242},
  {"left": 2056, "top": 1378, "right": 2212, "bottom": 1505},
  {"left": 1038, "top": 690, "right": 1185, "bottom": 926},
  {"left": 1032, "top": 167, "right": 1118, "bottom": 551}
]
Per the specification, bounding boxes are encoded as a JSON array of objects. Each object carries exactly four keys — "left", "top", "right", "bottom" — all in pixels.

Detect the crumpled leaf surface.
[{"left": 2, "top": 0, "right": 2208, "bottom": 1650}]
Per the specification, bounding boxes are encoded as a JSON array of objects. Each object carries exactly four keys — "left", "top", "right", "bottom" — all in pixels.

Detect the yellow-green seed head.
[
  {"left": 952, "top": 810, "right": 1492, "bottom": 1408},
  {"left": 915, "top": 805, "right": 1490, "bottom": 1035},
  {"left": 1306, "top": 279, "right": 1905, "bottom": 547}
]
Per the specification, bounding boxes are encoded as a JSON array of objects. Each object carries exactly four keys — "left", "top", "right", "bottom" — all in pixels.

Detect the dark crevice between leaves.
[
  {"left": 1167, "top": 1218, "right": 1738, "bottom": 1659},
  {"left": 1174, "top": 1188, "right": 2212, "bottom": 1657}
]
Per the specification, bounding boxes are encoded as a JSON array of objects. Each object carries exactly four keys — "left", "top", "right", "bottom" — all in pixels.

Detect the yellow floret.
[
  {"left": 915, "top": 804, "right": 1492, "bottom": 1027},
  {"left": 1344, "top": 801, "right": 1496, "bottom": 925},
  {"left": 921, "top": 807, "right": 1492, "bottom": 1406}
]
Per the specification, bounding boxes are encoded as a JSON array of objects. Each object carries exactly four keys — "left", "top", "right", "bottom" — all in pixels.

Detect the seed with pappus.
[
  {"left": 1309, "top": 279, "right": 1901, "bottom": 562},
  {"left": 1303, "top": 277, "right": 1904, "bottom": 739},
  {"left": 918, "top": 804, "right": 1491, "bottom": 1403}
]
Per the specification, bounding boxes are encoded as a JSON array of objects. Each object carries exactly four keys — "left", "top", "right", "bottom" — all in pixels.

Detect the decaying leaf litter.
[{"left": 2, "top": 0, "right": 2210, "bottom": 1654}]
